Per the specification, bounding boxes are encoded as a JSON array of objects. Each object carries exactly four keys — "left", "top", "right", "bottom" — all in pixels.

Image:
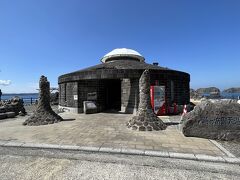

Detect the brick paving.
[{"left": 0, "top": 112, "right": 226, "bottom": 156}]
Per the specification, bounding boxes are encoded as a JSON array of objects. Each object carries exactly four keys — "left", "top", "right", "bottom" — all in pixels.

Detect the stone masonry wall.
[
  {"left": 59, "top": 70, "right": 190, "bottom": 114},
  {"left": 59, "top": 83, "right": 66, "bottom": 106},
  {"left": 78, "top": 80, "right": 107, "bottom": 113},
  {"left": 59, "top": 82, "right": 78, "bottom": 109},
  {"left": 66, "top": 82, "right": 78, "bottom": 107},
  {"left": 121, "top": 78, "right": 139, "bottom": 113}
]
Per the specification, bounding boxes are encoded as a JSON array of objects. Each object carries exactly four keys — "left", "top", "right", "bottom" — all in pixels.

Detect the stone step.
[
  {"left": 0, "top": 113, "right": 7, "bottom": 120},
  {"left": 6, "top": 112, "right": 16, "bottom": 118}
]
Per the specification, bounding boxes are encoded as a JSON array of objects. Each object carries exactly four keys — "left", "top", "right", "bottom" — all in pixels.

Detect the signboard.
[
  {"left": 86, "top": 101, "right": 97, "bottom": 109},
  {"left": 73, "top": 95, "right": 78, "bottom": 100},
  {"left": 83, "top": 101, "right": 98, "bottom": 114},
  {"left": 87, "top": 92, "right": 97, "bottom": 100}
]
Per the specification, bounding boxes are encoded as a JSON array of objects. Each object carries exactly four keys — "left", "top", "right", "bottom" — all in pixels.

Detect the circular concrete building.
[{"left": 58, "top": 48, "right": 190, "bottom": 114}]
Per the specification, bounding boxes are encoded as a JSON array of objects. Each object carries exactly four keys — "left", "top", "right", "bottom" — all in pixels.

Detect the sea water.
[
  {"left": 221, "top": 92, "right": 240, "bottom": 99},
  {"left": 201, "top": 93, "right": 240, "bottom": 99},
  {"left": 1, "top": 93, "right": 39, "bottom": 105}
]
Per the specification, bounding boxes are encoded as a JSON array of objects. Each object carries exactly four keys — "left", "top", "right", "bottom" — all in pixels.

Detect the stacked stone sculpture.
[
  {"left": 127, "top": 70, "right": 167, "bottom": 131},
  {"left": 23, "top": 76, "right": 62, "bottom": 126}
]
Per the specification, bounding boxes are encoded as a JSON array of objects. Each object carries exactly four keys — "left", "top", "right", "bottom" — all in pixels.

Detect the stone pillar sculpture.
[
  {"left": 23, "top": 76, "right": 62, "bottom": 126},
  {"left": 127, "top": 70, "right": 167, "bottom": 131}
]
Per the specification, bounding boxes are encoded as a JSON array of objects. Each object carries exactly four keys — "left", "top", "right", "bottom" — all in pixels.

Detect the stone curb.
[
  {"left": 209, "top": 140, "right": 236, "bottom": 158},
  {"left": 0, "top": 141, "right": 239, "bottom": 165}
]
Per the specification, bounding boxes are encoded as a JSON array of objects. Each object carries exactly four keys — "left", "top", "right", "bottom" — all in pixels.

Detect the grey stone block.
[
  {"left": 83, "top": 101, "right": 98, "bottom": 114},
  {"left": 0, "top": 113, "right": 7, "bottom": 120},
  {"left": 169, "top": 152, "right": 197, "bottom": 160},
  {"left": 6, "top": 112, "right": 16, "bottom": 118},
  {"left": 35, "top": 144, "right": 61, "bottom": 149},
  {"left": 0, "top": 107, "right": 6, "bottom": 113},
  {"left": 22, "top": 143, "right": 61, "bottom": 149},
  {"left": 21, "top": 142, "right": 38, "bottom": 148},
  {"left": 99, "top": 147, "right": 122, "bottom": 153},
  {"left": 181, "top": 100, "right": 240, "bottom": 141},
  {"left": 3, "top": 141, "right": 24, "bottom": 147},
  {"left": 144, "top": 150, "right": 169, "bottom": 157},
  {"left": 59, "top": 145, "right": 80, "bottom": 150},
  {"left": 0, "top": 140, "right": 9, "bottom": 146},
  {"left": 121, "top": 148, "right": 145, "bottom": 155},
  {"left": 78, "top": 146, "right": 100, "bottom": 152},
  {"left": 195, "top": 154, "right": 226, "bottom": 163},
  {"left": 223, "top": 157, "right": 240, "bottom": 164}
]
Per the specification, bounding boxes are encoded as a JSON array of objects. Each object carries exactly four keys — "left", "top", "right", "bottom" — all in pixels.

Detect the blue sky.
[{"left": 0, "top": 0, "right": 240, "bottom": 93}]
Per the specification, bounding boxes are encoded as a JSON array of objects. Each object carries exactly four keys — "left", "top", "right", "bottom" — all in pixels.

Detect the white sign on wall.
[{"left": 74, "top": 95, "right": 78, "bottom": 100}]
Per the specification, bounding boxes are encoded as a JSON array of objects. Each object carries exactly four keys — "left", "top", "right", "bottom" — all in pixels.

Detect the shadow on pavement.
[
  {"left": 165, "top": 122, "right": 179, "bottom": 126},
  {"left": 61, "top": 118, "right": 76, "bottom": 122}
]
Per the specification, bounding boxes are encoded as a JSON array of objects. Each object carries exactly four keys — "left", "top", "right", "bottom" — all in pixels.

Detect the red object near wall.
[
  {"left": 150, "top": 85, "right": 166, "bottom": 116},
  {"left": 173, "top": 103, "right": 178, "bottom": 114}
]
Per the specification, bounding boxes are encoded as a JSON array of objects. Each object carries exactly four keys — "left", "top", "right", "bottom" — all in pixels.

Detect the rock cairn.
[
  {"left": 23, "top": 76, "right": 62, "bottom": 126},
  {"left": 127, "top": 70, "right": 167, "bottom": 131}
]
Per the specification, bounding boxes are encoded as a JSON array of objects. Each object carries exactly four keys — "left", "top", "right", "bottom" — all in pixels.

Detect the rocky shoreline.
[{"left": 191, "top": 87, "right": 240, "bottom": 100}]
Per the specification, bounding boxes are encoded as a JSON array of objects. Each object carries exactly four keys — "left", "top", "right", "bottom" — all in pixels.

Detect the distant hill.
[
  {"left": 196, "top": 87, "right": 220, "bottom": 94},
  {"left": 223, "top": 88, "right": 240, "bottom": 93}
]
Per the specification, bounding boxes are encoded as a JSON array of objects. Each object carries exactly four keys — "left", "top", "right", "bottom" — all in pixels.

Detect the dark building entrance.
[{"left": 104, "top": 79, "right": 121, "bottom": 111}]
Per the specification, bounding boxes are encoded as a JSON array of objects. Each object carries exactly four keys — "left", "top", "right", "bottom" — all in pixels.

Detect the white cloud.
[{"left": 0, "top": 80, "right": 11, "bottom": 86}]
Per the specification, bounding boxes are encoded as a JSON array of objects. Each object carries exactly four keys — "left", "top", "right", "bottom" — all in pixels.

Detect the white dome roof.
[{"left": 101, "top": 48, "right": 145, "bottom": 63}]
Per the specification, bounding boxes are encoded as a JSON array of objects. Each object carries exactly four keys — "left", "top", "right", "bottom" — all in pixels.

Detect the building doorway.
[{"left": 104, "top": 79, "right": 121, "bottom": 111}]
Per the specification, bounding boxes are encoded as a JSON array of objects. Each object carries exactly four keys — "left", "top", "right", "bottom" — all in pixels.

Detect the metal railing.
[{"left": 22, "top": 98, "right": 39, "bottom": 105}]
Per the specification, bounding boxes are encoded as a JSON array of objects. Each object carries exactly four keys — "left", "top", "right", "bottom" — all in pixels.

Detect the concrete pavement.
[
  {"left": 0, "top": 112, "right": 238, "bottom": 164},
  {"left": 0, "top": 146, "right": 239, "bottom": 180},
  {"left": 0, "top": 112, "right": 227, "bottom": 155}
]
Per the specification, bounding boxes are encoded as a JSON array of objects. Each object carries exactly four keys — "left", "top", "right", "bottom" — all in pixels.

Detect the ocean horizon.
[
  {"left": 1, "top": 92, "right": 240, "bottom": 102},
  {"left": 1, "top": 93, "right": 39, "bottom": 104},
  {"left": 203, "top": 92, "right": 240, "bottom": 99}
]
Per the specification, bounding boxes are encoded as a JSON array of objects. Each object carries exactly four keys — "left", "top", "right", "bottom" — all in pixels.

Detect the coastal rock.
[
  {"left": 180, "top": 100, "right": 240, "bottom": 141},
  {"left": 23, "top": 76, "right": 62, "bottom": 126},
  {"left": 190, "top": 89, "right": 202, "bottom": 99},
  {"left": 127, "top": 70, "right": 167, "bottom": 131},
  {"left": 0, "top": 96, "right": 26, "bottom": 116},
  {"left": 6, "top": 112, "right": 16, "bottom": 118},
  {"left": 223, "top": 87, "right": 240, "bottom": 94},
  {"left": 196, "top": 87, "right": 220, "bottom": 95},
  {"left": 0, "top": 113, "right": 7, "bottom": 120}
]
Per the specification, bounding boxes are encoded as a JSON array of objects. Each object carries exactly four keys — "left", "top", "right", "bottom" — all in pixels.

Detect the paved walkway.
[{"left": 0, "top": 112, "right": 229, "bottom": 157}]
